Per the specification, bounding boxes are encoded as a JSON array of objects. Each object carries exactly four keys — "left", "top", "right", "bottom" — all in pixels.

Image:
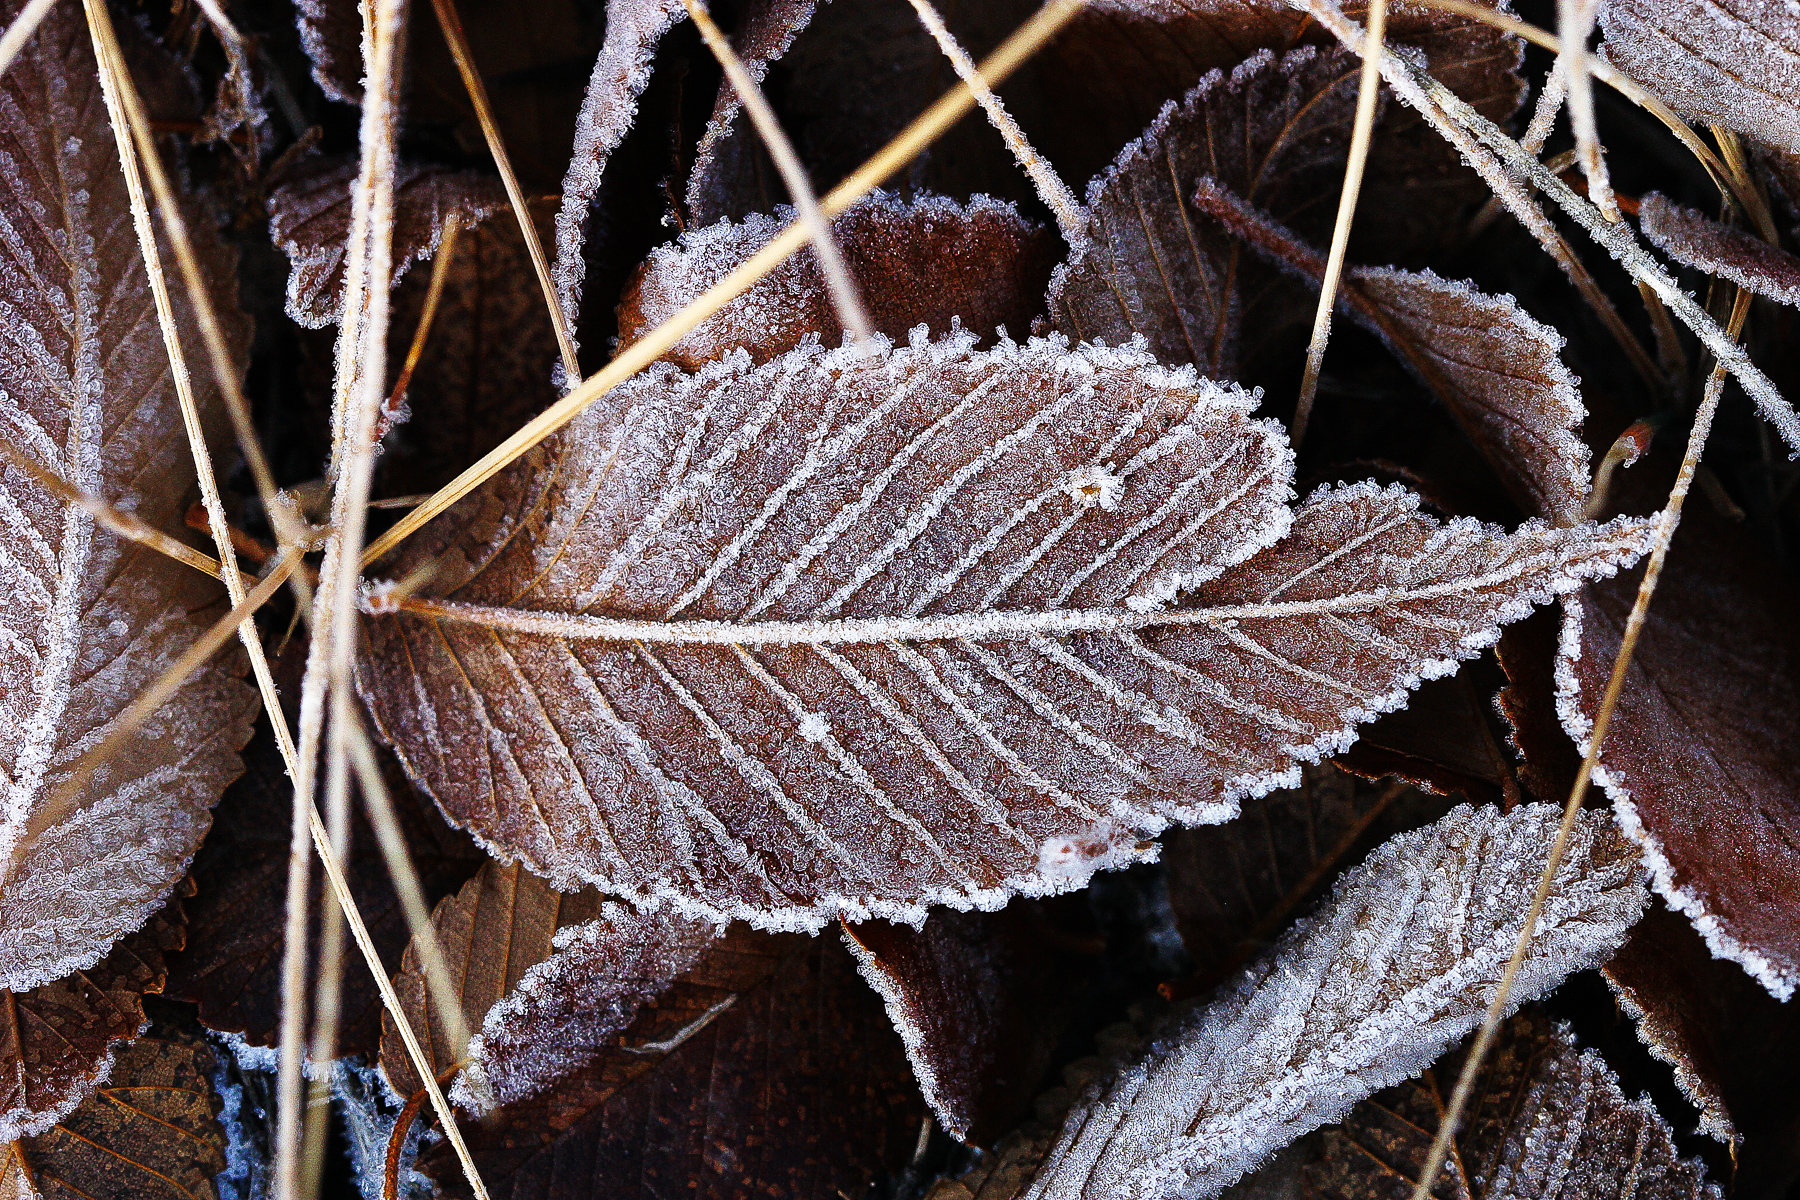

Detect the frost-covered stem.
[
  {"left": 1521, "top": 62, "right": 1566, "bottom": 155},
  {"left": 73, "top": 0, "right": 285, "bottom": 529},
  {"left": 1297, "top": 0, "right": 1664, "bottom": 392},
  {"left": 359, "top": 0, "right": 1089, "bottom": 569},
  {"left": 1557, "top": 0, "right": 1616, "bottom": 219},
  {"left": 1407, "top": 289, "right": 1751, "bottom": 1200},
  {"left": 0, "top": 0, "right": 54, "bottom": 79},
  {"left": 1421, "top": 76, "right": 1799, "bottom": 447},
  {"left": 684, "top": 0, "right": 874, "bottom": 350},
  {"left": 1292, "top": 0, "right": 1387, "bottom": 446},
  {"left": 427, "top": 0, "right": 581, "bottom": 383},
  {"left": 904, "top": 0, "right": 1086, "bottom": 244}
]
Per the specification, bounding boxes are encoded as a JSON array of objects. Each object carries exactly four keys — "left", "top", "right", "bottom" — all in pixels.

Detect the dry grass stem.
[
  {"left": 1293, "top": 0, "right": 1389, "bottom": 445},
  {"left": 684, "top": 0, "right": 874, "bottom": 350},
  {"left": 387, "top": 210, "right": 463, "bottom": 415},
  {"left": 428, "top": 0, "right": 581, "bottom": 382},
  {"left": 1556, "top": 0, "right": 1617, "bottom": 218},
  {"left": 904, "top": 0, "right": 1085, "bottom": 243},
  {"left": 0, "top": 0, "right": 53, "bottom": 78},
  {"left": 361, "top": 0, "right": 1089, "bottom": 570},
  {"left": 1405, "top": 287, "right": 1753, "bottom": 1200}
]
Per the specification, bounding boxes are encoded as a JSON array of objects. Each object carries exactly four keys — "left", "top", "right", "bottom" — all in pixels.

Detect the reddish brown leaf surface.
[
  {"left": 379, "top": 860, "right": 606, "bottom": 1099},
  {"left": 1161, "top": 764, "right": 1456, "bottom": 997},
  {"left": 0, "top": 889, "right": 186, "bottom": 1142},
  {"left": 845, "top": 902, "right": 1097, "bottom": 1148},
  {"left": 0, "top": 0, "right": 256, "bottom": 995},
  {"left": 423, "top": 928, "right": 926, "bottom": 1200},
  {"left": 4, "top": 1028, "right": 228, "bottom": 1200},
  {"left": 1605, "top": 905, "right": 1800, "bottom": 1197},
  {"left": 358, "top": 333, "right": 1650, "bottom": 933},
  {"left": 1560, "top": 463, "right": 1800, "bottom": 1000},
  {"left": 166, "top": 657, "right": 484, "bottom": 1056},
  {"left": 268, "top": 156, "right": 507, "bottom": 328},
  {"left": 1600, "top": 0, "right": 1800, "bottom": 156},
  {"left": 1306, "top": 1007, "right": 1718, "bottom": 1200},
  {"left": 1640, "top": 192, "right": 1800, "bottom": 308},
  {"left": 1496, "top": 607, "right": 1584, "bottom": 806},
  {"left": 1334, "top": 670, "right": 1521, "bottom": 806},
  {"left": 617, "top": 192, "right": 1059, "bottom": 369},
  {"left": 376, "top": 205, "right": 564, "bottom": 500}
]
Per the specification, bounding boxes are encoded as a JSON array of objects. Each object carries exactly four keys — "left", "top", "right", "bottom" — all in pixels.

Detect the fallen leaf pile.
[{"left": 1, "top": 0, "right": 1797, "bottom": 1196}]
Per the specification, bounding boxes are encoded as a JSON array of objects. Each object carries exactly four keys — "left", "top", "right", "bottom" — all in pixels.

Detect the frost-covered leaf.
[
  {"left": 358, "top": 332, "right": 1652, "bottom": 932},
  {"left": 1020, "top": 803, "right": 1647, "bottom": 1200},
  {"left": 268, "top": 156, "right": 506, "bottom": 328},
  {"left": 1050, "top": 37, "right": 1519, "bottom": 385},
  {"left": 1599, "top": 0, "right": 1800, "bottom": 156},
  {"left": 1307, "top": 1006, "right": 1719, "bottom": 1199},
  {"left": 0, "top": 0, "right": 256, "bottom": 994},
  {"left": 1194, "top": 178, "right": 1591, "bottom": 523},
  {"left": 294, "top": 0, "right": 364, "bottom": 104},
  {"left": 682, "top": 0, "right": 820, "bottom": 222},
  {"left": 617, "top": 192, "right": 1058, "bottom": 370},
  {"left": 377, "top": 204, "right": 564, "bottom": 500},
  {"left": 452, "top": 901, "right": 720, "bottom": 1113},
  {"left": 380, "top": 860, "right": 606, "bottom": 1100},
  {"left": 4, "top": 1027, "right": 227, "bottom": 1200},
  {"left": 0, "top": 889, "right": 185, "bottom": 1142},
  {"left": 167, "top": 666, "right": 483, "bottom": 1056},
  {"left": 1640, "top": 191, "right": 1800, "bottom": 308},
  {"left": 1560, "top": 462, "right": 1800, "bottom": 1000},
  {"left": 1335, "top": 670, "right": 1521, "bottom": 805},
  {"left": 421, "top": 928, "right": 925, "bottom": 1200},
  {"left": 1032, "top": 0, "right": 1524, "bottom": 212},
  {"left": 1162, "top": 764, "right": 1454, "bottom": 996},
  {"left": 845, "top": 901, "right": 1097, "bottom": 1147},
  {"left": 552, "top": 0, "right": 687, "bottom": 335},
  {"left": 1604, "top": 905, "right": 1800, "bottom": 1194}
]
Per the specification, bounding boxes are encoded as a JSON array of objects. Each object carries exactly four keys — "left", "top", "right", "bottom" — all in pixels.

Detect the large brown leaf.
[
  {"left": 1599, "top": 0, "right": 1800, "bottom": 156},
  {"left": 0, "top": 889, "right": 185, "bottom": 1141},
  {"left": 617, "top": 192, "right": 1059, "bottom": 370},
  {"left": 268, "top": 156, "right": 507, "bottom": 328},
  {"left": 422, "top": 927, "right": 925, "bottom": 1200},
  {"left": 2, "top": 1027, "right": 228, "bottom": 1200},
  {"left": 1021, "top": 804, "right": 1646, "bottom": 1199},
  {"left": 1306, "top": 1006, "right": 1719, "bottom": 1200},
  {"left": 844, "top": 901, "right": 1098, "bottom": 1148},
  {"left": 1604, "top": 905, "right": 1800, "bottom": 1197},
  {"left": 166, "top": 658, "right": 484, "bottom": 1056},
  {"left": 358, "top": 334, "right": 1651, "bottom": 932},
  {"left": 378, "top": 859, "right": 607, "bottom": 1099},
  {"left": 1559, "top": 464, "right": 1800, "bottom": 999},
  {"left": 0, "top": 0, "right": 256, "bottom": 994}
]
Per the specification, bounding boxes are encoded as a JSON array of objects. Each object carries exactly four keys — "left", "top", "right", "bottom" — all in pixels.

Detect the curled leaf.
[
  {"left": 1640, "top": 191, "right": 1800, "bottom": 308},
  {"left": 0, "top": 0, "right": 256, "bottom": 993},
  {"left": 1021, "top": 804, "right": 1648, "bottom": 1200},
  {"left": 268, "top": 157, "right": 507, "bottom": 328},
  {"left": 358, "top": 333, "right": 1652, "bottom": 932},
  {"left": 618, "top": 192, "right": 1058, "bottom": 369}
]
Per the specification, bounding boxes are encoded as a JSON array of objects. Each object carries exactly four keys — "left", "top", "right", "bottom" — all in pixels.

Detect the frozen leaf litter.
[{"left": 9, "top": 0, "right": 1800, "bottom": 1193}]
